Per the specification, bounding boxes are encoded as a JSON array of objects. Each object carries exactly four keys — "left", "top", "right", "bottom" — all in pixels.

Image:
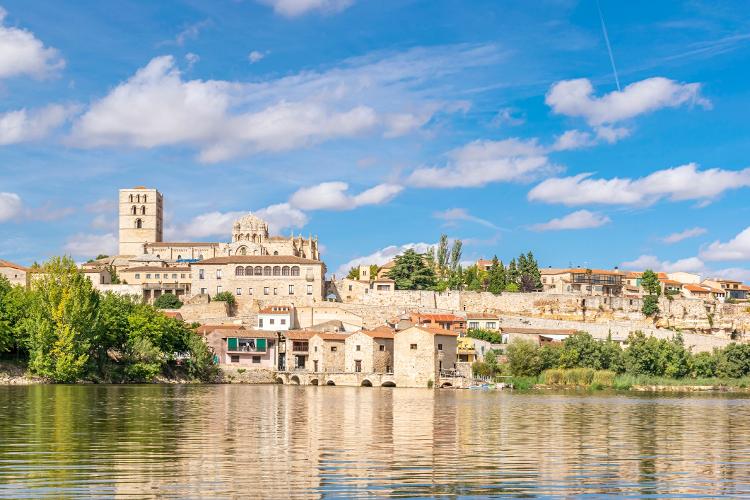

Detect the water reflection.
[{"left": 0, "top": 385, "right": 748, "bottom": 498}]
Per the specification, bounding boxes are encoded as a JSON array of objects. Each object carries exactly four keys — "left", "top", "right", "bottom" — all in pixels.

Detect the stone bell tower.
[{"left": 118, "top": 187, "right": 163, "bottom": 256}]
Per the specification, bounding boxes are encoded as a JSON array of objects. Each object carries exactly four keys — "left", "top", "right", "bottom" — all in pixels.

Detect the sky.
[{"left": 1, "top": 0, "right": 750, "bottom": 280}]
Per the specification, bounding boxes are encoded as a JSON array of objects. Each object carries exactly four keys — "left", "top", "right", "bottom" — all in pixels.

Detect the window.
[
  {"left": 131, "top": 206, "right": 137, "bottom": 215},
  {"left": 379, "top": 345, "right": 385, "bottom": 352},
  {"left": 282, "top": 266, "right": 290, "bottom": 276},
  {"left": 217, "top": 285, "right": 222, "bottom": 294},
  {"left": 200, "top": 288, "right": 207, "bottom": 294},
  {"left": 258, "top": 318, "right": 263, "bottom": 328},
  {"left": 307, "top": 285, "right": 313, "bottom": 295},
  {"left": 141, "top": 206, "right": 146, "bottom": 215},
  {"left": 245, "top": 266, "right": 252, "bottom": 276},
  {"left": 410, "top": 344, "right": 417, "bottom": 350},
  {"left": 264, "top": 287, "right": 269, "bottom": 295},
  {"left": 438, "top": 343, "right": 443, "bottom": 351},
  {"left": 142, "top": 195, "right": 147, "bottom": 203},
  {"left": 314, "top": 346, "right": 318, "bottom": 352},
  {"left": 135, "top": 218, "right": 143, "bottom": 229},
  {"left": 236, "top": 288, "right": 242, "bottom": 295},
  {"left": 254, "top": 266, "right": 262, "bottom": 275},
  {"left": 291, "top": 266, "right": 300, "bottom": 276},
  {"left": 129, "top": 194, "right": 133, "bottom": 202},
  {"left": 155, "top": 274, "right": 160, "bottom": 279},
  {"left": 270, "top": 319, "right": 275, "bottom": 325},
  {"left": 273, "top": 288, "right": 277, "bottom": 295},
  {"left": 216, "top": 269, "right": 222, "bottom": 279},
  {"left": 273, "top": 266, "right": 281, "bottom": 276},
  {"left": 252, "top": 356, "right": 261, "bottom": 364},
  {"left": 280, "top": 319, "right": 286, "bottom": 325},
  {"left": 356, "top": 345, "right": 361, "bottom": 351},
  {"left": 264, "top": 266, "right": 272, "bottom": 276},
  {"left": 170, "top": 274, "right": 176, "bottom": 279},
  {"left": 230, "top": 355, "right": 240, "bottom": 363},
  {"left": 331, "top": 346, "right": 337, "bottom": 352},
  {"left": 288, "top": 285, "right": 294, "bottom": 295},
  {"left": 248, "top": 288, "right": 253, "bottom": 295},
  {"left": 468, "top": 321, "right": 479, "bottom": 329},
  {"left": 146, "top": 274, "right": 151, "bottom": 279},
  {"left": 348, "top": 285, "right": 352, "bottom": 291},
  {"left": 487, "top": 322, "right": 496, "bottom": 329},
  {"left": 135, "top": 273, "right": 140, "bottom": 279},
  {"left": 236, "top": 266, "right": 245, "bottom": 276},
  {"left": 355, "top": 360, "right": 362, "bottom": 373},
  {"left": 199, "top": 269, "right": 204, "bottom": 280}
]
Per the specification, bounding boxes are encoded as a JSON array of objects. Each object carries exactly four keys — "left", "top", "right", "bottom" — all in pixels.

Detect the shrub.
[
  {"left": 692, "top": 351, "right": 718, "bottom": 378},
  {"left": 505, "top": 340, "right": 543, "bottom": 376},
  {"left": 592, "top": 370, "right": 615, "bottom": 387},
  {"left": 467, "top": 328, "right": 502, "bottom": 344},
  {"left": 564, "top": 367, "right": 595, "bottom": 385},
  {"left": 542, "top": 368, "right": 564, "bottom": 385},
  {"left": 472, "top": 361, "right": 492, "bottom": 378},
  {"left": 213, "top": 291, "right": 236, "bottom": 306},
  {"left": 153, "top": 293, "right": 182, "bottom": 309},
  {"left": 642, "top": 295, "right": 660, "bottom": 316}
]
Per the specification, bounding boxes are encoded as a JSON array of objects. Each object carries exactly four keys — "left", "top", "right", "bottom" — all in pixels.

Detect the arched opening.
[
  {"left": 245, "top": 266, "right": 253, "bottom": 276},
  {"left": 135, "top": 218, "right": 143, "bottom": 229},
  {"left": 135, "top": 194, "right": 140, "bottom": 202},
  {"left": 141, "top": 206, "right": 146, "bottom": 215},
  {"left": 273, "top": 251, "right": 279, "bottom": 255},
  {"left": 282, "top": 266, "right": 290, "bottom": 276},
  {"left": 326, "top": 380, "right": 335, "bottom": 386},
  {"left": 273, "top": 266, "right": 281, "bottom": 276},
  {"left": 129, "top": 194, "right": 133, "bottom": 202},
  {"left": 235, "top": 266, "right": 245, "bottom": 276},
  {"left": 142, "top": 195, "right": 147, "bottom": 203},
  {"left": 291, "top": 266, "right": 300, "bottom": 276},
  {"left": 361, "top": 380, "right": 373, "bottom": 387},
  {"left": 263, "top": 266, "right": 272, "bottom": 276},
  {"left": 310, "top": 379, "right": 319, "bottom": 386},
  {"left": 441, "top": 382, "right": 453, "bottom": 388},
  {"left": 275, "top": 377, "right": 284, "bottom": 384},
  {"left": 177, "top": 255, "right": 182, "bottom": 260},
  {"left": 131, "top": 205, "right": 137, "bottom": 215},
  {"left": 290, "top": 375, "right": 300, "bottom": 385},
  {"left": 239, "top": 246, "right": 247, "bottom": 256},
  {"left": 254, "top": 266, "right": 262, "bottom": 276},
  {"left": 381, "top": 381, "right": 396, "bottom": 387}
]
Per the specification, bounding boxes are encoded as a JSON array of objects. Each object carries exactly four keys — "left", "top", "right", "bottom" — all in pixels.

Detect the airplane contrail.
[{"left": 596, "top": 0, "right": 621, "bottom": 91}]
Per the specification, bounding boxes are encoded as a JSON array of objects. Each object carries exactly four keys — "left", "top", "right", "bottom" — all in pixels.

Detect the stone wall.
[{"left": 179, "top": 300, "right": 232, "bottom": 323}]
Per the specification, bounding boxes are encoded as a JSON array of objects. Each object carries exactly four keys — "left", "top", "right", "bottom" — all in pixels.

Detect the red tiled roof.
[
  {"left": 684, "top": 284, "right": 710, "bottom": 293},
  {"left": 311, "top": 333, "right": 350, "bottom": 341},
  {"left": 502, "top": 327, "right": 578, "bottom": 335},
  {"left": 283, "top": 330, "right": 318, "bottom": 340},
  {"left": 361, "top": 326, "right": 395, "bottom": 339},
  {"left": 259, "top": 306, "right": 292, "bottom": 314},
  {"left": 402, "top": 325, "right": 459, "bottom": 337},
  {"left": 199, "top": 256, "right": 321, "bottom": 265},
  {"left": 0, "top": 259, "right": 29, "bottom": 271},
  {"left": 196, "top": 324, "right": 245, "bottom": 334},
  {"left": 122, "top": 266, "right": 191, "bottom": 273},
  {"left": 412, "top": 313, "right": 464, "bottom": 322},
  {"left": 466, "top": 313, "right": 499, "bottom": 320}
]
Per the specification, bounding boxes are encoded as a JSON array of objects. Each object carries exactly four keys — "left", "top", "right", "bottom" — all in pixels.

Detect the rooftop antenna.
[{"left": 596, "top": 0, "right": 621, "bottom": 91}]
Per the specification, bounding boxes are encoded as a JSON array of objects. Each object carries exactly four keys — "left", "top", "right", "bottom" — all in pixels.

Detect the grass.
[{"left": 611, "top": 374, "right": 750, "bottom": 390}]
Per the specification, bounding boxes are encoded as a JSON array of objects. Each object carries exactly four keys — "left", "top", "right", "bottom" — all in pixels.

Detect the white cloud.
[
  {"left": 85, "top": 198, "right": 116, "bottom": 213},
  {"left": 621, "top": 254, "right": 705, "bottom": 273},
  {"left": 0, "top": 105, "right": 72, "bottom": 145},
  {"left": 407, "top": 138, "right": 556, "bottom": 188},
  {"left": 433, "top": 208, "right": 497, "bottom": 229},
  {"left": 335, "top": 241, "right": 433, "bottom": 276},
  {"left": 595, "top": 125, "right": 631, "bottom": 143},
  {"left": 289, "top": 181, "right": 402, "bottom": 211},
  {"left": 70, "top": 46, "right": 492, "bottom": 161},
  {"left": 248, "top": 50, "right": 266, "bottom": 63},
  {"left": 491, "top": 107, "right": 525, "bottom": 127},
  {"left": 90, "top": 214, "right": 114, "bottom": 231},
  {"left": 662, "top": 227, "right": 707, "bottom": 244},
  {"left": 256, "top": 0, "right": 354, "bottom": 17},
  {"left": 0, "top": 7, "right": 64, "bottom": 79},
  {"left": 530, "top": 210, "right": 610, "bottom": 231},
  {"left": 0, "top": 192, "right": 22, "bottom": 222},
  {"left": 185, "top": 52, "right": 199, "bottom": 69},
  {"left": 710, "top": 267, "right": 750, "bottom": 283},
  {"left": 700, "top": 226, "right": 750, "bottom": 261},
  {"left": 546, "top": 77, "right": 710, "bottom": 126},
  {"left": 63, "top": 233, "right": 117, "bottom": 258},
  {"left": 528, "top": 163, "right": 750, "bottom": 206},
  {"left": 551, "top": 130, "right": 596, "bottom": 151},
  {"left": 254, "top": 203, "right": 308, "bottom": 233},
  {"left": 167, "top": 20, "right": 211, "bottom": 46}
]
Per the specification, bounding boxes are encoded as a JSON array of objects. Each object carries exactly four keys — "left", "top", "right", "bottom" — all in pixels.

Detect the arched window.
[
  {"left": 177, "top": 255, "right": 182, "bottom": 260},
  {"left": 135, "top": 218, "right": 143, "bottom": 229},
  {"left": 291, "top": 266, "right": 300, "bottom": 276},
  {"left": 263, "top": 266, "right": 272, "bottom": 276},
  {"left": 245, "top": 266, "right": 253, "bottom": 276},
  {"left": 136, "top": 194, "right": 140, "bottom": 202},
  {"left": 141, "top": 206, "right": 146, "bottom": 215},
  {"left": 142, "top": 195, "right": 147, "bottom": 203},
  {"left": 254, "top": 266, "right": 262, "bottom": 275},
  {"left": 282, "top": 266, "right": 290, "bottom": 276},
  {"left": 239, "top": 246, "right": 247, "bottom": 256},
  {"left": 273, "top": 251, "right": 279, "bottom": 255},
  {"left": 198, "top": 254, "right": 204, "bottom": 260},
  {"left": 129, "top": 194, "right": 133, "bottom": 202},
  {"left": 131, "top": 206, "right": 137, "bottom": 215},
  {"left": 273, "top": 266, "right": 281, "bottom": 276},
  {"left": 236, "top": 266, "right": 245, "bottom": 276}
]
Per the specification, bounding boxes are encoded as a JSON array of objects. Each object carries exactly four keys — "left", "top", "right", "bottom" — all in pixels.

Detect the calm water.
[{"left": 1, "top": 386, "right": 749, "bottom": 498}]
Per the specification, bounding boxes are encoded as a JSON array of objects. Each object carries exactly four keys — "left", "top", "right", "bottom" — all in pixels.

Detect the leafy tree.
[
  {"left": 467, "top": 328, "right": 502, "bottom": 344},
  {"left": 463, "top": 265, "right": 484, "bottom": 292},
  {"left": 506, "top": 340, "right": 544, "bottom": 376},
  {"left": 436, "top": 234, "right": 449, "bottom": 279},
  {"left": 26, "top": 257, "right": 100, "bottom": 382},
  {"left": 213, "top": 291, "right": 236, "bottom": 306},
  {"left": 641, "top": 269, "right": 661, "bottom": 296},
  {"left": 0, "top": 276, "right": 13, "bottom": 353},
  {"left": 346, "top": 267, "right": 359, "bottom": 280},
  {"left": 642, "top": 295, "right": 660, "bottom": 317},
  {"left": 559, "top": 332, "right": 604, "bottom": 369},
  {"left": 715, "top": 343, "right": 750, "bottom": 378},
  {"left": 446, "top": 265, "right": 464, "bottom": 291},
  {"left": 484, "top": 349, "right": 498, "bottom": 373},
  {"left": 504, "top": 282, "right": 520, "bottom": 293},
  {"left": 449, "top": 239, "right": 462, "bottom": 274},
  {"left": 369, "top": 264, "right": 380, "bottom": 280},
  {"left": 387, "top": 249, "right": 437, "bottom": 290},
  {"left": 487, "top": 256, "right": 506, "bottom": 295},
  {"left": 154, "top": 293, "right": 183, "bottom": 309},
  {"left": 523, "top": 251, "right": 542, "bottom": 289},
  {"left": 692, "top": 351, "right": 718, "bottom": 378},
  {"left": 519, "top": 274, "right": 537, "bottom": 293},
  {"left": 507, "top": 258, "right": 519, "bottom": 286}
]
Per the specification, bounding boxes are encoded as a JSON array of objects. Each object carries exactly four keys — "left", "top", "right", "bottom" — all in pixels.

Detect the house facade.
[
  {"left": 466, "top": 313, "right": 499, "bottom": 330},
  {"left": 393, "top": 326, "right": 458, "bottom": 388},
  {"left": 0, "top": 259, "right": 28, "bottom": 287},
  {"left": 309, "top": 333, "right": 348, "bottom": 373},
  {"left": 344, "top": 328, "right": 394, "bottom": 374}
]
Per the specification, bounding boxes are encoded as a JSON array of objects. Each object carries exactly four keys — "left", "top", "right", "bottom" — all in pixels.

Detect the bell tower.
[{"left": 118, "top": 187, "right": 163, "bottom": 256}]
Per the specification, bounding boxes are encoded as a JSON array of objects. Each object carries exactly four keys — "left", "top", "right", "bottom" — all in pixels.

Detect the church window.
[
  {"left": 235, "top": 266, "right": 245, "bottom": 276},
  {"left": 254, "top": 266, "right": 262, "bottom": 275},
  {"left": 282, "top": 266, "right": 290, "bottom": 276},
  {"left": 141, "top": 206, "right": 146, "bottom": 215},
  {"left": 129, "top": 194, "right": 133, "bottom": 202},
  {"left": 135, "top": 194, "right": 140, "bottom": 202},
  {"left": 263, "top": 266, "right": 272, "bottom": 276},
  {"left": 239, "top": 246, "right": 247, "bottom": 256},
  {"left": 131, "top": 206, "right": 137, "bottom": 215},
  {"left": 273, "top": 266, "right": 281, "bottom": 276},
  {"left": 274, "top": 251, "right": 278, "bottom": 255},
  {"left": 135, "top": 219, "right": 143, "bottom": 229},
  {"left": 244, "top": 266, "right": 252, "bottom": 276},
  {"left": 291, "top": 266, "right": 300, "bottom": 276},
  {"left": 142, "top": 195, "right": 147, "bottom": 203}
]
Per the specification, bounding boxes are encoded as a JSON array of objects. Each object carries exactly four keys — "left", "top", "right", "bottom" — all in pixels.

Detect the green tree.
[
  {"left": 346, "top": 267, "right": 359, "bottom": 280},
  {"left": 0, "top": 276, "right": 13, "bottom": 352},
  {"left": 559, "top": 332, "right": 604, "bottom": 369},
  {"left": 154, "top": 293, "right": 183, "bottom": 309},
  {"left": 467, "top": 328, "right": 503, "bottom": 344},
  {"left": 715, "top": 343, "right": 750, "bottom": 378},
  {"left": 642, "top": 295, "right": 660, "bottom": 317},
  {"left": 369, "top": 264, "right": 380, "bottom": 280},
  {"left": 487, "top": 256, "right": 506, "bottom": 295},
  {"left": 213, "top": 291, "right": 236, "bottom": 306},
  {"left": 504, "top": 282, "right": 520, "bottom": 293},
  {"left": 463, "top": 265, "right": 484, "bottom": 291},
  {"left": 641, "top": 269, "right": 662, "bottom": 296},
  {"left": 26, "top": 257, "right": 100, "bottom": 382},
  {"left": 387, "top": 249, "right": 437, "bottom": 290},
  {"left": 692, "top": 351, "right": 718, "bottom": 378},
  {"left": 506, "top": 340, "right": 544, "bottom": 376},
  {"left": 484, "top": 349, "right": 498, "bottom": 373},
  {"left": 507, "top": 258, "right": 519, "bottom": 286},
  {"left": 449, "top": 239, "right": 462, "bottom": 274}
]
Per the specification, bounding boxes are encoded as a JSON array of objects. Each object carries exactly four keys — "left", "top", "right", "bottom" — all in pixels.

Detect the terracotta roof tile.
[
  {"left": 502, "top": 327, "right": 578, "bottom": 335},
  {"left": 466, "top": 313, "right": 499, "bottom": 320},
  {"left": 0, "top": 259, "right": 28, "bottom": 271}
]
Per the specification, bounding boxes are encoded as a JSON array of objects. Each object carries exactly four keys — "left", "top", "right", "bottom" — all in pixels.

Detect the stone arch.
[
  {"left": 310, "top": 379, "right": 319, "bottom": 386},
  {"left": 263, "top": 266, "right": 272, "bottom": 276},
  {"left": 131, "top": 205, "right": 137, "bottom": 215},
  {"left": 282, "top": 266, "right": 290, "bottom": 276},
  {"left": 291, "top": 266, "right": 300, "bottom": 276},
  {"left": 141, "top": 205, "right": 146, "bottom": 215},
  {"left": 273, "top": 266, "right": 281, "bottom": 276},
  {"left": 275, "top": 377, "right": 284, "bottom": 384},
  {"left": 440, "top": 382, "right": 453, "bottom": 388},
  {"left": 381, "top": 381, "right": 396, "bottom": 387},
  {"left": 135, "top": 218, "right": 143, "bottom": 229},
  {"left": 235, "top": 266, "right": 245, "bottom": 276},
  {"left": 245, "top": 266, "right": 253, "bottom": 276},
  {"left": 238, "top": 246, "right": 247, "bottom": 256},
  {"left": 326, "top": 380, "right": 336, "bottom": 386},
  {"left": 254, "top": 266, "right": 263, "bottom": 276},
  {"left": 290, "top": 375, "right": 300, "bottom": 385},
  {"left": 361, "top": 379, "right": 373, "bottom": 387}
]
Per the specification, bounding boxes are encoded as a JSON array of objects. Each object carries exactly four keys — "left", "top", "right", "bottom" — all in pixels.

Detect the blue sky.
[{"left": 1, "top": 0, "right": 750, "bottom": 279}]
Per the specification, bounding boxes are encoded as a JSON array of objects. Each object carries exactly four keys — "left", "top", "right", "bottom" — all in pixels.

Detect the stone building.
[
  {"left": 344, "top": 327, "right": 394, "bottom": 374},
  {"left": 309, "top": 333, "right": 348, "bottom": 373},
  {"left": 118, "top": 265, "right": 192, "bottom": 303},
  {"left": 191, "top": 255, "right": 326, "bottom": 305},
  {"left": 282, "top": 330, "right": 316, "bottom": 371},
  {"left": 466, "top": 313, "right": 499, "bottom": 330},
  {"left": 257, "top": 305, "right": 294, "bottom": 330},
  {"left": 0, "top": 259, "right": 28, "bottom": 287},
  {"left": 197, "top": 324, "right": 278, "bottom": 368},
  {"left": 119, "top": 187, "right": 163, "bottom": 256},
  {"left": 393, "top": 326, "right": 458, "bottom": 388}
]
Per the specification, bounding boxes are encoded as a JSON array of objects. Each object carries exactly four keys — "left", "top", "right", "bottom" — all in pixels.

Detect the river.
[{"left": 0, "top": 385, "right": 749, "bottom": 498}]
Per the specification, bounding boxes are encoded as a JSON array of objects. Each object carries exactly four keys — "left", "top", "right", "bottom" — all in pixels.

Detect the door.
[{"left": 355, "top": 360, "right": 362, "bottom": 373}]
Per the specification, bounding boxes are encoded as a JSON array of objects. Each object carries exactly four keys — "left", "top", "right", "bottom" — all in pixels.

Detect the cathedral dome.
[{"left": 232, "top": 213, "right": 269, "bottom": 243}]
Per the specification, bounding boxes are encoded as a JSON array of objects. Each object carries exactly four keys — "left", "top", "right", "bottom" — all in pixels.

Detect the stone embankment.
[{"left": 0, "top": 362, "right": 44, "bottom": 385}]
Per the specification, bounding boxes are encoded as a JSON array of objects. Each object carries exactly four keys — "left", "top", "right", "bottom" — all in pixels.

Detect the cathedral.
[{"left": 118, "top": 187, "right": 320, "bottom": 262}]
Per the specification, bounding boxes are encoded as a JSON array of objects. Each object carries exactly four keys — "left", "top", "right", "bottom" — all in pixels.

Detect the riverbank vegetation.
[
  {"left": 0, "top": 257, "right": 217, "bottom": 384},
  {"left": 493, "top": 331, "right": 750, "bottom": 391}
]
